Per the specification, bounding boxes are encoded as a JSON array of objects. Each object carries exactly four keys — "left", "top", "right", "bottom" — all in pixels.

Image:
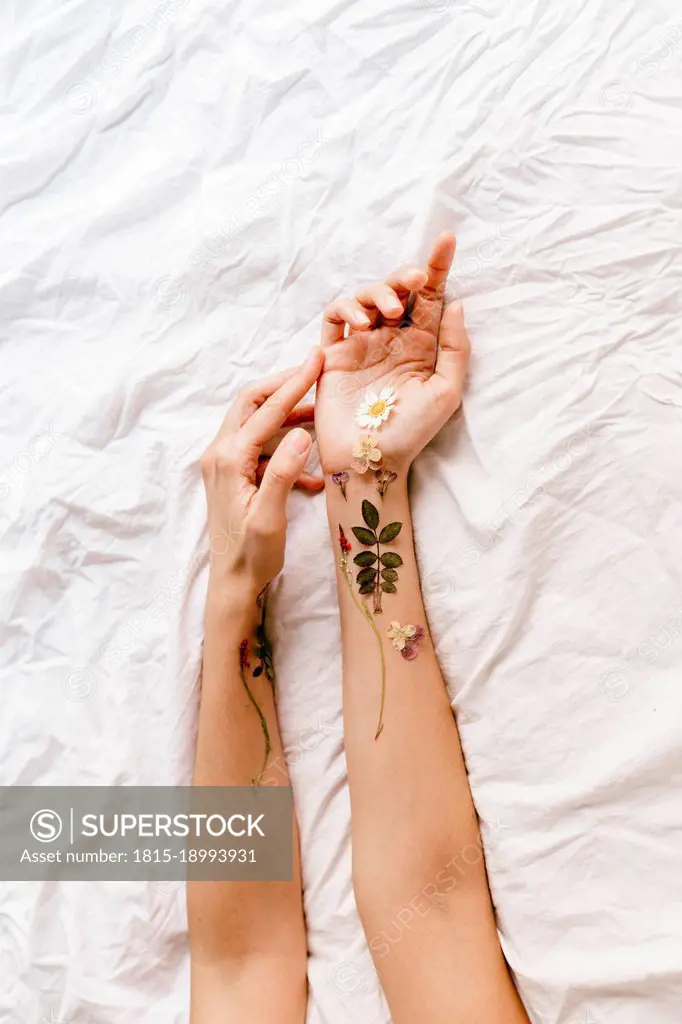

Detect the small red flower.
[
  {"left": 338, "top": 524, "right": 352, "bottom": 555},
  {"left": 239, "top": 639, "right": 250, "bottom": 671}
]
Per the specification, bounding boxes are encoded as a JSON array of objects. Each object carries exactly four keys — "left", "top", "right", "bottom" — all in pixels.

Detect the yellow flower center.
[{"left": 368, "top": 399, "right": 387, "bottom": 418}]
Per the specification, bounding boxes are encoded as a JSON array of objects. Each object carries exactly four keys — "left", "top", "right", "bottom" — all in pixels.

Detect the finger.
[
  {"left": 355, "top": 282, "right": 405, "bottom": 320},
  {"left": 260, "top": 409, "right": 315, "bottom": 456},
  {"left": 252, "top": 428, "right": 313, "bottom": 522},
  {"left": 242, "top": 348, "right": 324, "bottom": 447},
  {"left": 321, "top": 297, "right": 372, "bottom": 346},
  {"left": 217, "top": 367, "right": 299, "bottom": 438},
  {"left": 409, "top": 233, "right": 458, "bottom": 335},
  {"left": 422, "top": 231, "right": 456, "bottom": 299},
  {"left": 384, "top": 265, "right": 428, "bottom": 299},
  {"left": 293, "top": 472, "right": 325, "bottom": 492},
  {"left": 282, "top": 402, "right": 315, "bottom": 427},
  {"left": 256, "top": 457, "right": 324, "bottom": 492},
  {"left": 262, "top": 424, "right": 313, "bottom": 458},
  {"left": 430, "top": 301, "right": 470, "bottom": 411}
]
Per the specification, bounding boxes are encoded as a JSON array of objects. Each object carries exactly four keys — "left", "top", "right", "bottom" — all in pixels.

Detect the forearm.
[
  {"left": 189, "top": 577, "right": 306, "bottom": 1019},
  {"left": 328, "top": 472, "right": 527, "bottom": 1022},
  {"left": 194, "top": 581, "right": 284, "bottom": 791},
  {"left": 328, "top": 474, "right": 480, "bottom": 899}
]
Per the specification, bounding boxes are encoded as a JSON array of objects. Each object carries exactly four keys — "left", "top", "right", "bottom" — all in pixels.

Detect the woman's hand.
[
  {"left": 200, "top": 349, "right": 324, "bottom": 596},
  {"left": 314, "top": 233, "right": 470, "bottom": 479}
]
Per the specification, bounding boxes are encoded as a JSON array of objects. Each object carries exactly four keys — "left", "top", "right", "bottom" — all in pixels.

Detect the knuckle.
[
  {"left": 325, "top": 299, "right": 347, "bottom": 323},
  {"left": 266, "top": 463, "right": 291, "bottom": 488},
  {"left": 242, "top": 382, "right": 262, "bottom": 404},
  {"left": 202, "top": 443, "right": 239, "bottom": 476},
  {"left": 199, "top": 449, "right": 216, "bottom": 477},
  {"left": 356, "top": 281, "right": 376, "bottom": 299},
  {"left": 250, "top": 515, "right": 279, "bottom": 541}
]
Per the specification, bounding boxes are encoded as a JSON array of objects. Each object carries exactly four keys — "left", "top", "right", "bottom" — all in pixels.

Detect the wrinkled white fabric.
[{"left": 2, "top": 0, "right": 682, "bottom": 1021}]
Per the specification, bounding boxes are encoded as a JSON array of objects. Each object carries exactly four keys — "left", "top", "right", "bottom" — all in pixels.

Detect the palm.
[
  {"left": 315, "top": 233, "right": 466, "bottom": 475},
  {"left": 316, "top": 316, "right": 439, "bottom": 472}
]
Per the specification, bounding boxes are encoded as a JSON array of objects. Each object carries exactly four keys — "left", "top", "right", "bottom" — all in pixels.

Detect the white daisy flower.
[{"left": 355, "top": 386, "right": 396, "bottom": 430}]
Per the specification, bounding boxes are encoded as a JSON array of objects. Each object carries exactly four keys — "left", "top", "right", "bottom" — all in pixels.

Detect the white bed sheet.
[{"left": 3, "top": 0, "right": 682, "bottom": 1021}]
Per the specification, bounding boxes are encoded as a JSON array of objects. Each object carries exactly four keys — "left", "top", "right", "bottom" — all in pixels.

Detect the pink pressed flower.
[
  {"left": 387, "top": 622, "right": 425, "bottom": 660},
  {"left": 351, "top": 436, "right": 383, "bottom": 474},
  {"left": 376, "top": 468, "right": 397, "bottom": 498},
  {"left": 402, "top": 626, "right": 425, "bottom": 660}
]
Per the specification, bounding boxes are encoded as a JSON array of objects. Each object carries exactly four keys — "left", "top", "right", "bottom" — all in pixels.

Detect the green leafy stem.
[
  {"left": 253, "top": 586, "right": 275, "bottom": 689},
  {"left": 239, "top": 631, "right": 272, "bottom": 786},
  {"left": 351, "top": 499, "right": 403, "bottom": 615}
]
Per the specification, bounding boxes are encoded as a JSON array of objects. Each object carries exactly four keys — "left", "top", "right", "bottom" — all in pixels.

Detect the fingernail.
[
  {"left": 285, "top": 428, "right": 311, "bottom": 454},
  {"left": 356, "top": 310, "right": 371, "bottom": 325},
  {"left": 388, "top": 302, "right": 403, "bottom": 315}
]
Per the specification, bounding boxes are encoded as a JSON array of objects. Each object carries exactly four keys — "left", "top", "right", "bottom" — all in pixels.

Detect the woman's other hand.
[{"left": 200, "top": 349, "right": 324, "bottom": 595}]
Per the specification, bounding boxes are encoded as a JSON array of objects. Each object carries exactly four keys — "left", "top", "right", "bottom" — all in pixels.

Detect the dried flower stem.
[{"left": 339, "top": 553, "right": 387, "bottom": 739}]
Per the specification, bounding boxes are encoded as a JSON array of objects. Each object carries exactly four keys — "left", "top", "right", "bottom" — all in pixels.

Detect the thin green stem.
[
  {"left": 239, "top": 664, "right": 272, "bottom": 785},
  {"left": 374, "top": 538, "right": 383, "bottom": 615},
  {"left": 341, "top": 559, "right": 387, "bottom": 740}
]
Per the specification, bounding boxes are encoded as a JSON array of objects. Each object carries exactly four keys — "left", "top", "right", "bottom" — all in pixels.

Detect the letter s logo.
[{"left": 30, "top": 809, "right": 63, "bottom": 843}]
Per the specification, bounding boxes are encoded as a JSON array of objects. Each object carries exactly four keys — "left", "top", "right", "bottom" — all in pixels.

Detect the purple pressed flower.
[{"left": 332, "top": 471, "right": 349, "bottom": 500}]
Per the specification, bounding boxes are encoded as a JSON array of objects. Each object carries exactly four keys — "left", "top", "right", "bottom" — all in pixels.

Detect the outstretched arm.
[
  {"left": 189, "top": 353, "right": 324, "bottom": 1024},
  {"left": 316, "top": 235, "right": 530, "bottom": 1023}
]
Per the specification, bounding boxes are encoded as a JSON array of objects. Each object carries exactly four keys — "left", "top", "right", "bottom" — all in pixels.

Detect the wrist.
[
  {"left": 324, "top": 465, "right": 410, "bottom": 511},
  {"left": 205, "top": 571, "right": 261, "bottom": 624}
]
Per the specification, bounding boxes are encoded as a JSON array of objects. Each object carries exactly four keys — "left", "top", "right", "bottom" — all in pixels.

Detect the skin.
[{"left": 188, "top": 234, "right": 530, "bottom": 1023}]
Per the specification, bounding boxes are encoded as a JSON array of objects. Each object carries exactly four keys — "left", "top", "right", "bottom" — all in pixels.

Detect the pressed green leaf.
[
  {"left": 379, "top": 521, "right": 402, "bottom": 544},
  {"left": 354, "top": 551, "right": 378, "bottom": 566},
  {"left": 356, "top": 567, "right": 378, "bottom": 586},
  {"left": 381, "top": 568, "right": 398, "bottom": 582},
  {"left": 352, "top": 526, "right": 377, "bottom": 546},
  {"left": 380, "top": 581, "right": 397, "bottom": 593},
  {"left": 362, "top": 499, "right": 380, "bottom": 531},
  {"left": 380, "top": 552, "right": 403, "bottom": 568},
  {"left": 358, "top": 582, "right": 375, "bottom": 595}
]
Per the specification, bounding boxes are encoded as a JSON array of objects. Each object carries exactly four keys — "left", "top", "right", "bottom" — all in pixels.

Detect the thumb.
[
  {"left": 252, "top": 428, "right": 313, "bottom": 521},
  {"left": 431, "top": 301, "right": 470, "bottom": 410}
]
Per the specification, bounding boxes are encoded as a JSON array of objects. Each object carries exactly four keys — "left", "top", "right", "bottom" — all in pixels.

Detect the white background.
[{"left": 2, "top": 0, "right": 682, "bottom": 1021}]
